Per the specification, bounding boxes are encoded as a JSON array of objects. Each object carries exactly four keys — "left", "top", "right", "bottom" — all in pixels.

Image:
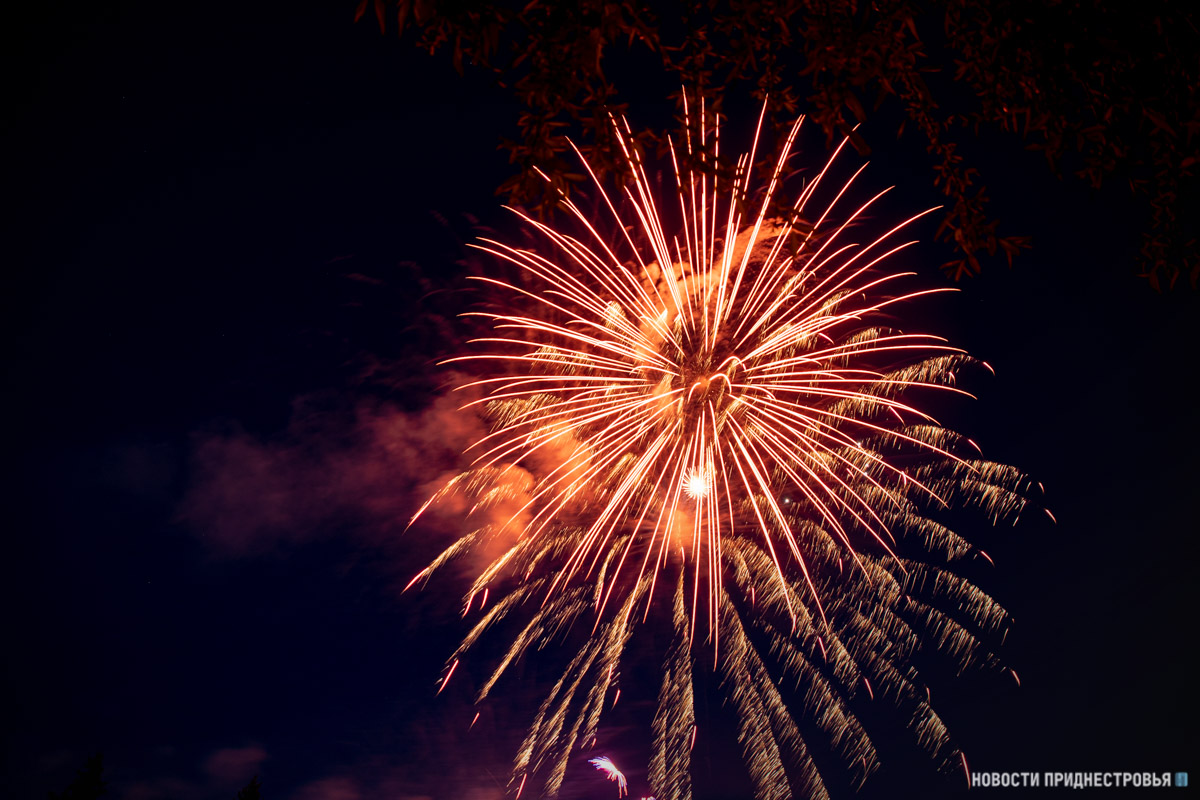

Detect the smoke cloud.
[{"left": 179, "top": 385, "right": 488, "bottom": 560}]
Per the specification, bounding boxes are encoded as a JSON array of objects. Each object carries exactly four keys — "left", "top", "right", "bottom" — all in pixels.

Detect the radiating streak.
[
  {"left": 437, "top": 658, "right": 459, "bottom": 695},
  {"left": 737, "top": 402, "right": 901, "bottom": 562},
  {"left": 407, "top": 102, "right": 1034, "bottom": 800},
  {"left": 733, "top": 163, "right": 879, "bottom": 344},
  {"left": 731, "top": 129, "right": 859, "bottom": 333},
  {"left": 469, "top": 389, "right": 677, "bottom": 474}
]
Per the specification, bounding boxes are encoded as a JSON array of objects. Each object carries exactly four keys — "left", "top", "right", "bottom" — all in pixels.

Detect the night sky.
[{"left": 6, "top": 2, "right": 1198, "bottom": 799}]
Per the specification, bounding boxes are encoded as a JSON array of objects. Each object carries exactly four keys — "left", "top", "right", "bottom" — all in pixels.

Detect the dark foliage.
[
  {"left": 355, "top": 0, "right": 1199, "bottom": 287},
  {"left": 236, "top": 775, "right": 263, "bottom": 800},
  {"left": 48, "top": 754, "right": 106, "bottom": 800}
]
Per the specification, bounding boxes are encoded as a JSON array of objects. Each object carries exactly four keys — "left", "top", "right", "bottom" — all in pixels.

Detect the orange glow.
[
  {"left": 409, "top": 99, "right": 1033, "bottom": 800},
  {"left": 424, "top": 106, "right": 975, "bottom": 650}
]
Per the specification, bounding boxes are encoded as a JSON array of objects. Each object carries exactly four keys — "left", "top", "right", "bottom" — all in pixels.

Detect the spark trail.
[{"left": 411, "top": 100, "right": 1037, "bottom": 800}]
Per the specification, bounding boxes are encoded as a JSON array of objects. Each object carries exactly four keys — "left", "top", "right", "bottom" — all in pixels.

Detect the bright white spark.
[
  {"left": 589, "top": 757, "right": 629, "bottom": 797},
  {"left": 684, "top": 468, "right": 712, "bottom": 500}
]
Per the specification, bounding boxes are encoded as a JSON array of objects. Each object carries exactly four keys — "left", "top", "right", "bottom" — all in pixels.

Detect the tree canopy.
[
  {"left": 48, "top": 754, "right": 106, "bottom": 800},
  {"left": 236, "top": 775, "right": 263, "bottom": 800},
  {"left": 356, "top": 0, "right": 1198, "bottom": 287}
]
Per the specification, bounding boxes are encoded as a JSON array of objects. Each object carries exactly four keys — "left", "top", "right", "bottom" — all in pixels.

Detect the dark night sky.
[{"left": 5, "top": 2, "right": 1198, "bottom": 799}]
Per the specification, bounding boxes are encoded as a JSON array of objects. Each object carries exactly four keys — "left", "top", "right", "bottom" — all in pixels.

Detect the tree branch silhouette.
[{"left": 354, "top": 0, "right": 1198, "bottom": 287}]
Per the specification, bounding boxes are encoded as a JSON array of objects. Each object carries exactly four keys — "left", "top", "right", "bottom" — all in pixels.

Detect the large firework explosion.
[{"left": 409, "top": 100, "right": 1038, "bottom": 799}]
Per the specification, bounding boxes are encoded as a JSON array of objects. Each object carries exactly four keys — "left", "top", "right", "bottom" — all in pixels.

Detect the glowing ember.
[{"left": 589, "top": 756, "right": 629, "bottom": 797}]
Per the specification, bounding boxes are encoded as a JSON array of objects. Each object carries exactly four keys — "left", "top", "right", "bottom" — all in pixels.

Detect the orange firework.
[{"left": 410, "top": 99, "right": 1038, "bottom": 800}]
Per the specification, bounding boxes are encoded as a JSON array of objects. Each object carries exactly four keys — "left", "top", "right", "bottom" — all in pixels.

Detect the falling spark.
[
  {"left": 412, "top": 99, "right": 1036, "bottom": 799},
  {"left": 590, "top": 757, "right": 629, "bottom": 797},
  {"left": 437, "top": 658, "right": 458, "bottom": 695}
]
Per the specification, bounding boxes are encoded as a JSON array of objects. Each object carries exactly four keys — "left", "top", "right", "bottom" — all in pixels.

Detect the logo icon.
[{"left": 1176, "top": 772, "right": 1189, "bottom": 788}]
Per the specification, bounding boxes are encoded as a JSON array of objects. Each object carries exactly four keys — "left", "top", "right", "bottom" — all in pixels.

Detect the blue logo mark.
[{"left": 1176, "top": 772, "right": 1188, "bottom": 788}]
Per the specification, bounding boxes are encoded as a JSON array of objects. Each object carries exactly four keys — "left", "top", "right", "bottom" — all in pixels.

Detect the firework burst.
[{"left": 409, "top": 100, "right": 1038, "bottom": 799}]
